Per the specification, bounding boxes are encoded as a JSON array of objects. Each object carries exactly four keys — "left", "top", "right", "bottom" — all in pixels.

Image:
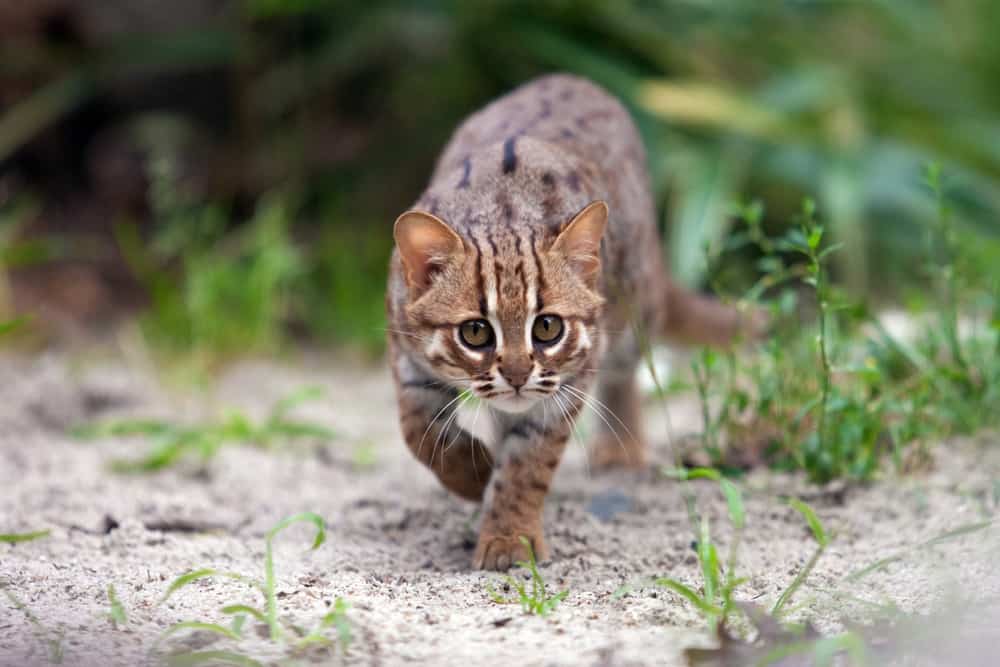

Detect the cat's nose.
[{"left": 500, "top": 362, "right": 531, "bottom": 390}]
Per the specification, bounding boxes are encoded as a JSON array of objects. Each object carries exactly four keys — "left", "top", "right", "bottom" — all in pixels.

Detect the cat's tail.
[{"left": 661, "top": 281, "right": 769, "bottom": 347}]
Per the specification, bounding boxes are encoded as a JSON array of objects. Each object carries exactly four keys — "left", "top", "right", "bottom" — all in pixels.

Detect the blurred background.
[{"left": 2, "top": 0, "right": 999, "bottom": 362}]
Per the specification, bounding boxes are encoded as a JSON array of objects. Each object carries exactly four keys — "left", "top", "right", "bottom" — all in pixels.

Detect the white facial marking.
[
  {"left": 575, "top": 320, "right": 591, "bottom": 355},
  {"left": 426, "top": 329, "right": 447, "bottom": 359},
  {"left": 455, "top": 399, "right": 498, "bottom": 446},
  {"left": 488, "top": 393, "right": 538, "bottom": 414},
  {"left": 489, "top": 315, "right": 504, "bottom": 352}
]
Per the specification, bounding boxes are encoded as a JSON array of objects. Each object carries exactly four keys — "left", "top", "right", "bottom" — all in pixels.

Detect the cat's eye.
[
  {"left": 532, "top": 315, "right": 564, "bottom": 344},
  {"left": 459, "top": 319, "right": 494, "bottom": 348}
]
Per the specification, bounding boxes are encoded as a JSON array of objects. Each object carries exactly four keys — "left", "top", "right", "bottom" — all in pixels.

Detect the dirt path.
[{"left": 1, "top": 354, "right": 998, "bottom": 666}]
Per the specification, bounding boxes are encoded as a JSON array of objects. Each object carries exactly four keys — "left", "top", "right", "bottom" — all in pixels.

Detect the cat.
[{"left": 386, "top": 74, "right": 758, "bottom": 571}]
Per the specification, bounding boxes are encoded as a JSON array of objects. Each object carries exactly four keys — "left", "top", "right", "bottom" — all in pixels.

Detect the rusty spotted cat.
[{"left": 386, "top": 74, "right": 755, "bottom": 571}]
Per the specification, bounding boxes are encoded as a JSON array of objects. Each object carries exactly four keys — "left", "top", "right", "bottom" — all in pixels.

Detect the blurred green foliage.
[{"left": 2, "top": 0, "right": 999, "bottom": 354}]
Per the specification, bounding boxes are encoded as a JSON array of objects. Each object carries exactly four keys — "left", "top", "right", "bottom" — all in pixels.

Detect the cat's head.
[{"left": 394, "top": 201, "right": 607, "bottom": 413}]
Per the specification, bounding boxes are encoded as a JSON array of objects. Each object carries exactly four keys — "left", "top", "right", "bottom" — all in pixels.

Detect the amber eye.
[
  {"left": 459, "top": 319, "right": 494, "bottom": 348},
  {"left": 532, "top": 315, "right": 564, "bottom": 344}
]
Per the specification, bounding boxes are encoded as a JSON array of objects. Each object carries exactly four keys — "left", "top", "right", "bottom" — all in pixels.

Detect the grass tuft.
[
  {"left": 155, "top": 512, "right": 349, "bottom": 663},
  {"left": 772, "top": 499, "right": 829, "bottom": 618},
  {"left": 487, "top": 536, "right": 568, "bottom": 617},
  {"left": 74, "top": 386, "right": 335, "bottom": 473},
  {"left": 686, "top": 176, "right": 999, "bottom": 483},
  {"left": 0, "top": 580, "right": 63, "bottom": 664}
]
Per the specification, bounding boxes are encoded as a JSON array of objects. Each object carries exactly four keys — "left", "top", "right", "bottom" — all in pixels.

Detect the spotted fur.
[{"left": 387, "top": 74, "right": 756, "bottom": 570}]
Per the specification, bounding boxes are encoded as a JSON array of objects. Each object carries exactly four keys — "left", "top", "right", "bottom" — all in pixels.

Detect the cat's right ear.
[{"left": 394, "top": 211, "right": 465, "bottom": 291}]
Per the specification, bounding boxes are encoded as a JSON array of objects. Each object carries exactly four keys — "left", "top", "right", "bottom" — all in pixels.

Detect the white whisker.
[
  {"left": 551, "top": 388, "right": 590, "bottom": 479},
  {"left": 562, "top": 383, "right": 632, "bottom": 462},
  {"left": 416, "top": 390, "right": 467, "bottom": 464}
]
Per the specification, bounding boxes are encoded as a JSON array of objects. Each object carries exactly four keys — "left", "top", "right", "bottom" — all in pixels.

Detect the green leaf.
[
  {"left": 107, "top": 584, "right": 127, "bottom": 628},
  {"left": 807, "top": 227, "right": 823, "bottom": 250},
  {"left": 266, "top": 512, "right": 326, "bottom": 551},
  {"left": 801, "top": 197, "right": 817, "bottom": 221},
  {"left": 268, "top": 386, "right": 326, "bottom": 421},
  {"left": 314, "top": 598, "right": 351, "bottom": 649},
  {"left": 0, "top": 317, "right": 29, "bottom": 337},
  {"left": 161, "top": 569, "right": 255, "bottom": 603},
  {"left": 0, "top": 530, "right": 51, "bottom": 544},
  {"left": 719, "top": 479, "right": 745, "bottom": 530},
  {"left": 679, "top": 467, "right": 721, "bottom": 481},
  {"left": 220, "top": 604, "right": 266, "bottom": 622},
  {"left": 788, "top": 498, "right": 828, "bottom": 547},
  {"left": 230, "top": 614, "right": 246, "bottom": 636},
  {"left": 654, "top": 578, "right": 720, "bottom": 616},
  {"left": 817, "top": 242, "right": 845, "bottom": 260}
]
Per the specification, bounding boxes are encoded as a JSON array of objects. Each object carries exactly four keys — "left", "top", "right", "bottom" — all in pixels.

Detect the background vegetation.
[{"left": 2, "top": 0, "right": 998, "bottom": 357}]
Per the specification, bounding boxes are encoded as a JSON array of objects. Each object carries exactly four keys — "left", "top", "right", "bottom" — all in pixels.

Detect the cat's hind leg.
[{"left": 583, "top": 330, "right": 647, "bottom": 469}]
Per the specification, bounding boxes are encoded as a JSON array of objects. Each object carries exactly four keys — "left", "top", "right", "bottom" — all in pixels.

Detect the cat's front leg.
[
  {"left": 473, "top": 418, "right": 571, "bottom": 571},
  {"left": 396, "top": 384, "right": 495, "bottom": 502}
]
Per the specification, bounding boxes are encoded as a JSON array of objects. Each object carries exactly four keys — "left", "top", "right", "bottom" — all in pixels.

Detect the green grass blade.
[
  {"left": 268, "top": 386, "right": 326, "bottom": 421},
  {"left": 662, "top": 467, "right": 745, "bottom": 529},
  {"left": 160, "top": 621, "right": 242, "bottom": 642},
  {"left": 1, "top": 579, "right": 64, "bottom": 663},
  {"left": 110, "top": 437, "right": 190, "bottom": 473},
  {"left": 107, "top": 584, "right": 127, "bottom": 628},
  {"left": 161, "top": 569, "right": 254, "bottom": 603},
  {"left": 72, "top": 419, "right": 174, "bottom": 439},
  {"left": 719, "top": 479, "right": 745, "bottom": 530},
  {"left": 923, "top": 519, "right": 994, "bottom": 547},
  {"left": 654, "top": 578, "right": 721, "bottom": 617},
  {"left": 846, "top": 519, "right": 993, "bottom": 582},
  {"left": 266, "top": 512, "right": 327, "bottom": 550},
  {"left": 697, "top": 518, "right": 718, "bottom": 605},
  {"left": 220, "top": 605, "right": 267, "bottom": 624},
  {"left": 0, "top": 317, "right": 29, "bottom": 337},
  {"left": 0, "top": 74, "right": 93, "bottom": 163},
  {"left": 314, "top": 598, "right": 351, "bottom": 650},
  {"left": 772, "top": 546, "right": 825, "bottom": 618},
  {"left": 788, "top": 498, "right": 829, "bottom": 547},
  {"left": 0, "top": 530, "right": 51, "bottom": 544},
  {"left": 164, "top": 650, "right": 262, "bottom": 667},
  {"left": 264, "top": 513, "right": 328, "bottom": 640}
]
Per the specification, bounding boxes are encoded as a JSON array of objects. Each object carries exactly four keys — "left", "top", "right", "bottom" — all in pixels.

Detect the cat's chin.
[{"left": 486, "top": 394, "right": 538, "bottom": 414}]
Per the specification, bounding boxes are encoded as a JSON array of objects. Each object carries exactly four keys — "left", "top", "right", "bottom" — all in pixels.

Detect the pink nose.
[{"left": 501, "top": 364, "right": 531, "bottom": 389}]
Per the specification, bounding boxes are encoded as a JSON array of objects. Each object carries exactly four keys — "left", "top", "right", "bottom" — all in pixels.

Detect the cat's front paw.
[{"left": 473, "top": 530, "right": 548, "bottom": 571}]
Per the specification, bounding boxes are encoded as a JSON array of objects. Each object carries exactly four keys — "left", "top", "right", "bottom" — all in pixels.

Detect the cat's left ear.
[
  {"left": 551, "top": 200, "right": 608, "bottom": 287},
  {"left": 394, "top": 210, "right": 465, "bottom": 292}
]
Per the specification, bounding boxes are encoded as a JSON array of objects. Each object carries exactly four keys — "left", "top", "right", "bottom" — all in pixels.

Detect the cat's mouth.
[{"left": 483, "top": 391, "right": 539, "bottom": 414}]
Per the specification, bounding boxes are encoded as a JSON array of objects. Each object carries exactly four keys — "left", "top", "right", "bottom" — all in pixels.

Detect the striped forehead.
[{"left": 471, "top": 231, "right": 541, "bottom": 322}]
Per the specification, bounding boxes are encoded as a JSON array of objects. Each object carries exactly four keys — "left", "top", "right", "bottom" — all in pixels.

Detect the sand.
[{"left": 1, "top": 352, "right": 998, "bottom": 667}]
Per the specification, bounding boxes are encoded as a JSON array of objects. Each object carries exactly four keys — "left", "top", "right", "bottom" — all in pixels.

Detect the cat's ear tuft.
[
  {"left": 394, "top": 210, "right": 465, "bottom": 291},
  {"left": 552, "top": 200, "right": 608, "bottom": 286}
]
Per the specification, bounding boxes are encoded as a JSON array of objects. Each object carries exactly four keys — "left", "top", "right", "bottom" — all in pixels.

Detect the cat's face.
[{"left": 395, "top": 202, "right": 607, "bottom": 414}]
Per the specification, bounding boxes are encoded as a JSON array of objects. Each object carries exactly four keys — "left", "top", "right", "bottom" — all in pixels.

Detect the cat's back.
[
  {"left": 427, "top": 74, "right": 655, "bottom": 232},
  {"left": 433, "top": 75, "right": 637, "bottom": 179}
]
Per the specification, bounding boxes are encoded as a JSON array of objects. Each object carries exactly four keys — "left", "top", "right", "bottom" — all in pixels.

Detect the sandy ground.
[{"left": 1, "top": 352, "right": 999, "bottom": 667}]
